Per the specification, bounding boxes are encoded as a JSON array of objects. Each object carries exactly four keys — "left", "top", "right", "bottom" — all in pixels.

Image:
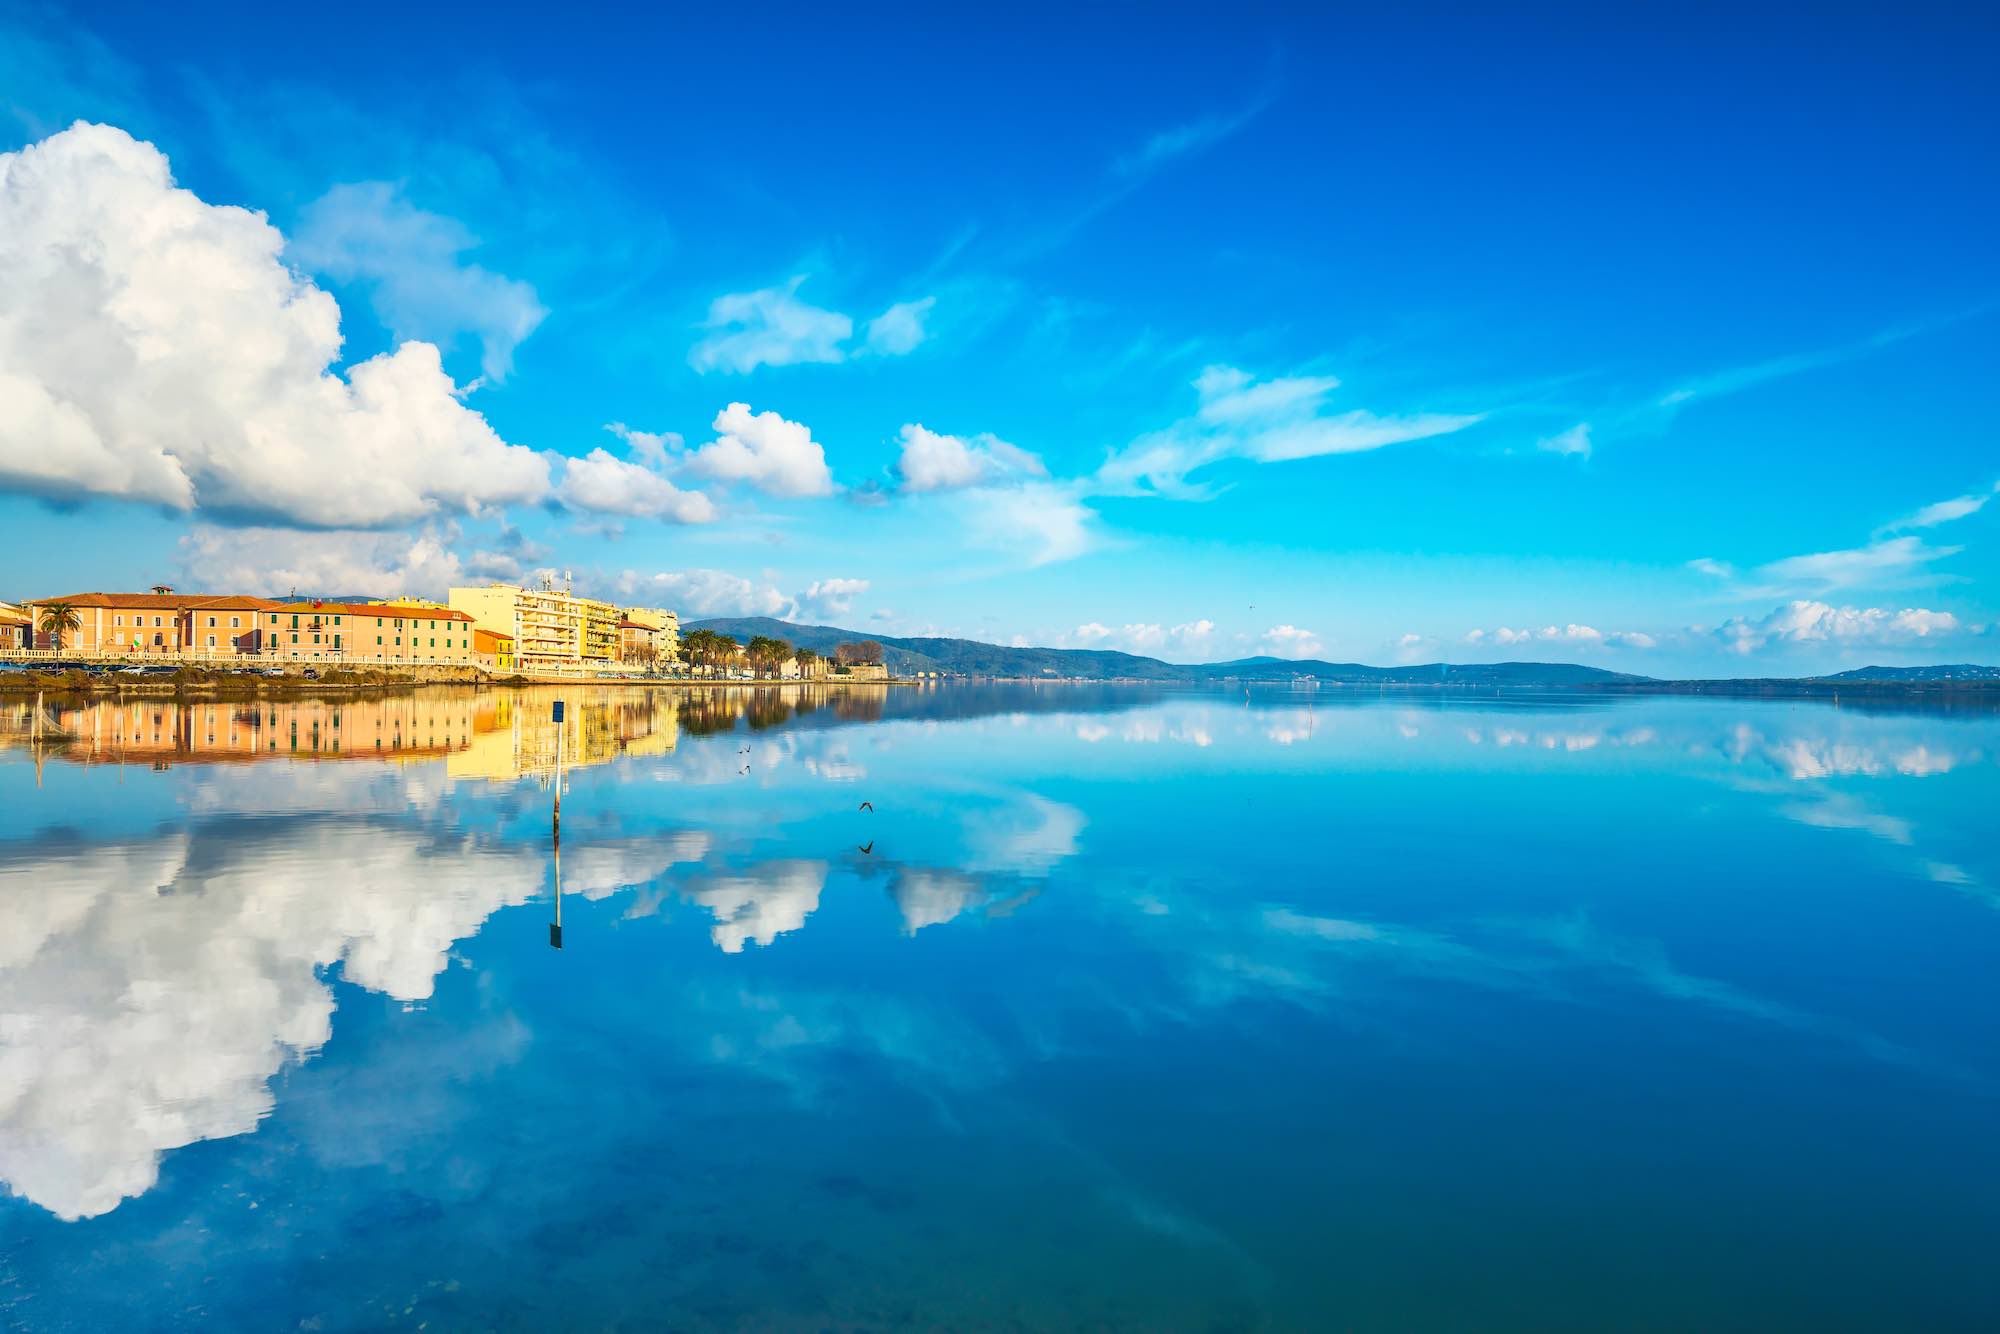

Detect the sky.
[{"left": 1, "top": 2, "right": 1996, "bottom": 676}]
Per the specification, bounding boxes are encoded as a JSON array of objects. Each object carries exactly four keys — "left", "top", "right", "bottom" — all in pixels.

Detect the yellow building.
[
  {"left": 620, "top": 606, "right": 681, "bottom": 664},
  {"left": 448, "top": 581, "right": 619, "bottom": 670}
]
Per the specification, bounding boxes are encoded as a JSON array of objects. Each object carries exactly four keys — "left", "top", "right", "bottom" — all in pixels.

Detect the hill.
[
  {"left": 684, "top": 617, "right": 1649, "bottom": 685},
  {"left": 1815, "top": 664, "right": 2000, "bottom": 683}
]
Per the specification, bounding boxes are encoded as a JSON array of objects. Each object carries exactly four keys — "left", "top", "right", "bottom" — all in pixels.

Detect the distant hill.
[
  {"left": 685, "top": 617, "right": 1650, "bottom": 685},
  {"left": 1816, "top": 664, "right": 2000, "bottom": 683}
]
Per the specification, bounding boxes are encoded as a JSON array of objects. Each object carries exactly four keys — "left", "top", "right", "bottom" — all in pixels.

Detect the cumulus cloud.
[
  {"left": 686, "top": 402, "right": 835, "bottom": 498},
  {"left": 179, "top": 524, "right": 468, "bottom": 597},
  {"left": 0, "top": 123, "right": 551, "bottom": 526},
  {"left": 796, "top": 578, "right": 869, "bottom": 620},
  {"left": 1463, "top": 623, "right": 1655, "bottom": 651},
  {"left": 291, "top": 181, "right": 546, "bottom": 383},
  {"left": 1259, "top": 624, "right": 1323, "bottom": 658},
  {"left": 687, "top": 277, "right": 850, "bottom": 374},
  {"left": 864, "top": 297, "right": 935, "bottom": 355},
  {"left": 615, "top": 567, "right": 866, "bottom": 621},
  {"left": 1067, "top": 619, "right": 1215, "bottom": 658},
  {"left": 893, "top": 423, "right": 1047, "bottom": 493},
  {"left": 1715, "top": 600, "right": 1962, "bottom": 654},
  {"left": 559, "top": 444, "right": 716, "bottom": 524},
  {"left": 616, "top": 568, "right": 793, "bottom": 618},
  {"left": 1537, "top": 423, "right": 1592, "bottom": 458},
  {"left": 1097, "top": 364, "right": 1482, "bottom": 496}
]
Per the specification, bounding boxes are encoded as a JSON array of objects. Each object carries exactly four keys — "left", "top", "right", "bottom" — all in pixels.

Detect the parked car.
[{"left": 301, "top": 668, "right": 319, "bottom": 680}]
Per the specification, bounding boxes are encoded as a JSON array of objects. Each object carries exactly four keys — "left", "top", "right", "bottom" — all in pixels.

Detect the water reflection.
[{"left": 3, "top": 683, "right": 1998, "bottom": 1331}]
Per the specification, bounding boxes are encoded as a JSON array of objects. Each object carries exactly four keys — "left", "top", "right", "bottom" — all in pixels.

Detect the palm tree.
[
  {"left": 745, "top": 635, "right": 792, "bottom": 678},
  {"left": 37, "top": 601, "right": 80, "bottom": 652},
  {"left": 795, "top": 647, "right": 819, "bottom": 678}
]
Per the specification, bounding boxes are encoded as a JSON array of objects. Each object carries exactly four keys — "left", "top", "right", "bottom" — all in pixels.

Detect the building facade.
[
  {"left": 246, "top": 602, "right": 477, "bottom": 663},
  {"left": 24, "top": 592, "right": 282, "bottom": 653},
  {"left": 449, "top": 582, "right": 623, "bottom": 670},
  {"left": 620, "top": 606, "right": 681, "bottom": 665}
]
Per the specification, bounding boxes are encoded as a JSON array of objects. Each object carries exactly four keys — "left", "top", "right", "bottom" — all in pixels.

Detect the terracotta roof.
[
  {"left": 275, "top": 602, "right": 474, "bottom": 622},
  {"left": 472, "top": 628, "right": 514, "bottom": 649},
  {"left": 31, "top": 592, "right": 284, "bottom": 611},
  {"left": 617, "top": 619, "right": 650, "bottom": 630}
]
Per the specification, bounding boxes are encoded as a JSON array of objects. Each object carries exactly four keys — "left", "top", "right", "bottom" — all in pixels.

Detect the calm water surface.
[{"left": 2, "top": 683, "right": 1997, "bottom": 1330}]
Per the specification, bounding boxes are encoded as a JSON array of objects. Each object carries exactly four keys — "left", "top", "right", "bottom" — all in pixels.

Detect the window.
[
  {"left": 312, "top": 634, "right": 321, "bottom": 645},
  {"left": 206, "top": 635, "right": 215, "bottom": 647},
  {"left": 376, "top": 618, "right": 383, "bottom": 626},
  {"left": 230, "top": 616, "right": 240, "bottom": 629},
  {"left": 290, "top": 633, "right": 298, "bottom": 644},
  {"left": 333, "top": 635, "right": 342, "bottom": 649},
  {"left": 114, "top": 615, "right": 123, "bottom": 626},
  {"left": 430, "top": 638, "right": 436, "bottom": 648},
  {"left": 153, "top": 616, "right": 163, "bottom": 627},
  {"left": 395, "top": 636, "right": 402, "bottom": 646},
  {"left": 376, "top": 636, "right": 383, "bottom": 646},
  {"left": 207, "top": 616, "right": 217, "bottom": 627},
  {"left": 291, "top": 614, "right": 299, "bottom": 628}
]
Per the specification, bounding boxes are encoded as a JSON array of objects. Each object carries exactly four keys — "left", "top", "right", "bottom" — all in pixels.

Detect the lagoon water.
[{"left": 2, "top": 683, "right": 1997, "bottom": 1330}]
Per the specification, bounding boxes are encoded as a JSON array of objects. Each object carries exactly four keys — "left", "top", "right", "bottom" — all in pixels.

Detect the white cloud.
[
  {"left": 1537, "top": 423, "right": 1592, "bottom": 458},
  {"left": 559, "top": 448, "right": 716, "bottom": 524},
  {"left": 179, "top": 524, "right": 467, "bottom": 597},
  {"left": 616, "top": 568, "right": 793, "bottom": 618},
  {"left": 1070, "top": 621, "right": 1210, "bottom": 655},
  {"left": 1098, "top": 364, "right": 1481, "bottom": 496},
  {"left": 796, "top": 578, "right": 869, "bottom": 620},
  {"left": 615, "top": 567, "right": 866, "bottom": 621},
  {"left": 687, "top": 278, "right": 850, "bottom": 374},
  {"left": 1259, "top": 624, "right": 1323, "bottom": 658},
  {"left": 864, "top": 297, "right": 935, "bottom": 356},
  {"left": 291, "top": 181, "right": 546, "bottom": 382},
  {"left": 604, "top": 422, "right": 681, "bottom": 469},
  {"left": 955, "top": 481, "right": 1100, "bottom": 566},
  {"left": 1687, "top": 557, "right": 1735, "bottom": 579},
  {"left": 1462, "top": 624, "right": 1654, "bottom": 651},
  {"left": 1880, "top": 488, "right": 1993, "bottom": 533},
  {"left": 686, "top": 402, "right": 835, "bottom": 498},
  {"left": 894, "top": 423, "right": 1047, "bottom": 493},
  {"left": 0, "top": 123, "right": 551, "bottom": 526},
  {"left": 1716, "top": 600, "right": 1963, "bottom": 654},
  {"left": 1749, "top": 535, "right": 1960, "bottom": 595}
]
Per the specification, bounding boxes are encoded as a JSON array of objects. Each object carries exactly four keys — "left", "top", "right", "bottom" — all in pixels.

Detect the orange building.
[{"left": 24, "top": 592, "right": 280, "bottom": 654}]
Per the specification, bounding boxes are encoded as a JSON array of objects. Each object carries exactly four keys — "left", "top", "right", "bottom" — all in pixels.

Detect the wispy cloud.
[
  {"left": 1877, "top": 481, "right": 1997, "bottom": 535},
  {"left": 1114, "top": 92, "right": 1277, "bottom": 178},
  {"left": 1096, "top": 364, "right": 1482, "bottom": 497}
]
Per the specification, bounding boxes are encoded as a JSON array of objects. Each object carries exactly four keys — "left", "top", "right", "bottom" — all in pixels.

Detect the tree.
[
  {"left": 795, "top": 647, "right": 819, "bottom": 677},
  {"left": 833, "top": 639, "right": 884, "bottom": 666},
  {"left": 746, "top": 635, "right": 792, "bottom": 677},
  {"left": 37, "top": 602, "right": 80, "bottom": 652}
]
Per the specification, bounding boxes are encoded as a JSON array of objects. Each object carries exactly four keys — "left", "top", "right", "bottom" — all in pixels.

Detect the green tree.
[
  {"left": 37, "top": 601, "right": 81, "bottom": 652},
  {"left": 795, "top": 646, "right": 819, "bottom": 677},
  {"left": 745, "top": 635, "right": 793, "bottom": 677}
]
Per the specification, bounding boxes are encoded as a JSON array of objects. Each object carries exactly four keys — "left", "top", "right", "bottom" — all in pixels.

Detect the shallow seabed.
[{"left": 2, "top": 683, "right": 1997, "bottom": 1331}]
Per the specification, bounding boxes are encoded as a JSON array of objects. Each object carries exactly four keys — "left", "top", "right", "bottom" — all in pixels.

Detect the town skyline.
[{"left": 3, "top": 4, "right": 1997, "bottom": 676}]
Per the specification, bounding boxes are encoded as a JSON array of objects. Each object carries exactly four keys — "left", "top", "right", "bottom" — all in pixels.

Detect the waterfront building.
[
  {"left": 23, "top": 591, "right": 282, "bottom": 654},
  {"left": 473, "top": 629, "right": 516, "bottom": 672},
  {"left": 448, "top": 581, "right": 623, "bottom": 670},
  {"left": 251, "top": 601, "right": 477, "bottom": 663},
  {"left": 620, "top": 606, "right": 681, "bottom": 664},
  {"left": 0, "top": 601, "right": 28, "bottom": 649}
]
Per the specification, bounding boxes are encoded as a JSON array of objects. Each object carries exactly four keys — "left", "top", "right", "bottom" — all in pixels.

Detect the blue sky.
[{"left": 1, "top": 1, "right": 1996, "bottom": 674}]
